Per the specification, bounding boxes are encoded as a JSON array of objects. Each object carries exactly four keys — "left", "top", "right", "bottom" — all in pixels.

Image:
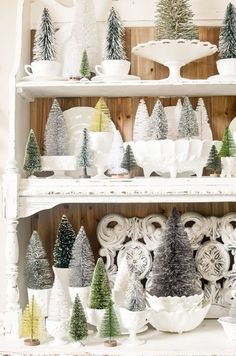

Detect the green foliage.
[
  {"left": 121, "top": 145, "right": 137, "bottom": 173},
  {"left": 99, "top": 300, "right": 121, "bottom": 341},
  {"left": 90, "top": 98, "right": 113, "bottom": 132},
  {"left": 218, "top": 127, "right": 236, "bottom": 157},
  {"left": 20, "top": 296, "right": 43, "bottom": 341},
  {"left": 178, "top": 97, "right": 199, "bottom": 139},
  {"left": 89, "top": 258, "right": 111, "bottom": 309},
  {"left": 77, "top": 128, "right": 93, "bottom": 178},
  {"left": 206, "top": 145, "right": 221, "bottom": 173},
  {"left": 69, "top": 294, "right": 88, "bottom": 342},
  {"left": 24, "top": 231, "right": 53, "bottom": 290},
  {"left": 155, "top": 0, "right": 199, "bottom": 40},
  {"left": 219, "top": 3, "right": 236, "bottom": 59},
  {"left": 53, "top": 215, "right": 76, "bottom": 268},
  {"left": 80, "top": 50, "right": 90, "bottom": 78},
  {"left": 23, "top": 129, "right": 42, "bottom": 176}
]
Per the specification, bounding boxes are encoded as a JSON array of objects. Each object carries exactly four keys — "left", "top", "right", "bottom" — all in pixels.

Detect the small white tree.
[
  {"left": 113, "top": 256, "right": 130, "bottom": 297},
  {"left": 48, "top": 276, "right": 70, "bottom": 321},
  {"left": 133, "top": 99, "right": 150, "bottom": 141},
  {"left": 230, "top": 296, "right": 236, "bottom": 322},
  {"left": 196, "top": 98, "right": 213, "bottom": 140},
  {"left": 178, "top": 97, "right": 199, "bottom": 139},
  {"left": 108, "top": 130, "right": 128, "bottom": 175},
  {"left": 150, "top": 99, "right": 168, "bottom": 140},
  {"left": 44, "top": 99, "right": 68, "bottom": 156},
  {"left": 63, "top": 35, "right": 81, "bottom": 79},
  {"left": 125, "top": 273, "right": 146, "bottom": 312}
]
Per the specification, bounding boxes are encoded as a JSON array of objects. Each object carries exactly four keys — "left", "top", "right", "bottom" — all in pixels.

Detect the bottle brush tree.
[
  {"left": 69, "top": 294, "right": 88, "bottom": 344},
  {"left": 206, "top": 145, "right": 221, "bottom": 175},
  {"left": 125, "top": 273, "right": 146, "bottom": 312},
  {"left": 229, "top": 296, "right": 236, "bottom": 322},
  {"left": 219, "top": 3, "right": 236, "bottom": 59},
  {"left": 69, "top": 226, "right": 95, "bottom": 288},
  {"left": 23, "top": 129, "right": 42, "bottom": 176},
  {"left": 178, "top": 97, "right": 199, "bottom": 139},
  {"left": 108, "top": 130, "right": 128, "bottom": 176},
  {"left": 218, "top": 127, "right": 236, "bottom": 157},
  {"left": 33, "top": 8, "right": 56, "bottom": 61},
  {"left": 104, "top": 7, "right": 127, "bottom": 60},
  {"left": 133, "top": 99, "right": 151, "bottom": 141},
  {"left": 99, "top": 300, "right": 121, "bottom": 347},
  {"left": 150, "top": 207, "right": 199, "bottom": 297},
  {"left": 196, "top": 98, "right": 213, "bottom": 140},
  {"left": 88, "top": 257, "right": 111, "bottom": 309},
  {"left": 80, "top": 50, "right": 90, "bottom": 79},
  {"left": 90, "top": 97, "right": 113, "bottom": 132},
  {"left": 150, "top": 99, "right": 168, "bottom": 140},
  {"left": 121, "top": 145, "right": 138, "bottom": 177},
  {"left": 77, "top": 128, "right": 93, "bottom": 178},
  {"left": 48, "top": 276, "right": 70, "bottom": 321},
  {"left": 24, "top": 231, "right": 53, "bottom": 290},
  {"left": 53, "top": 215, "right": 76, "bottom": 268},
  {"left": 155, "top": 0, "right": 199, "bottom": 40}
]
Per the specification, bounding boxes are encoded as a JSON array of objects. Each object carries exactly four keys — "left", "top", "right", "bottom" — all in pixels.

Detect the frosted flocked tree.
[
  {"left": 229, "top": 296, "right": 236, "bottom": 322},
  {"left": 44, "top": 99, "right": 68, "bottom": 156},
  {"left": 196, "top": 98, "right": 213, "bottom": 140},
  {"left": 69, "top": 226, "right": 95, "bottom": 288},
  {"left": 63, "top": 35, "right": 81, "bottom": 79},
  {"left": 53, "top": 215, "right": 76, "bottom": 268},
  {"left": 155, "top": 0, "right": 199, "bottom": 40},
  {"left": 89, "top": 258, "right": 111, "bottom": 309},
  {"left": 104, "top": 7, "right": 127, "bottom": 60},
  {"left": 33, "top": 8, "right": 56, "bottom": 61},
  {"left": 108, "top": 130, "right": 128, "bottom": 176},
  {"left": 23, "top": 129, "right": 42, "bottom": 176},
  {"left": 133, "top": 99, "right": 150, "bottom": 141},
  {"left": 218, "top": 127, "right": 236, "bottom": 157},
  {"left": 206, "top": 145, "right": 221, "bottom": 175},
  {"left": 178, "top": 97, "right": 199, "bottom": 139},
  {"left": 150, "top": 99, "right": 168, "bottom": 140},
  {"left": 48, "top": 276, "right": 70, "bottom": 321},
  {"left": 121, "top": 145, "right": 137, "bottom": 177},
  {"left": 77, "top": 128, "right": 93, "bottom": 178},
  {"left": 69, "top": 294, "right": 88, "bottom": 344},
  {"left": 219, "top": 3, "right": 236, "bottom": 59},
  {"left": 20, "top": 296, "right": 43, "bottom": 346},
  {"left": 90, "top": 97, "right": 113, "bottom": 132},
  {"left": 125, "top": 273, "right": 146, "bottom": 312},
  {"left": 151, "top": 208, "right": 199, "bottom": 297},
  {"left": 99, "top": 300, "right": 121, "bottom": 347},
  {"left": 24, "top": 231, "right": 53, "bottom": 290},
  {"left": 80, "top": 50, "right": 90, "bottom": 79},
  {"left": 113, "top": 256, "right": 130, "bottom": 305}
]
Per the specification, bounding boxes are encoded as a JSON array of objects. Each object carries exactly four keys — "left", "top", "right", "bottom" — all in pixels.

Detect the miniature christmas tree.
[
  {"left": 63, "top": 35, "right": 81, "bottom": 79},
  {"left": 113, "top": 256, "right": 130, "bottom": 305},
  {"left": 80, "top": 50, "right": 90, "bottom": 79},
  {"left": 151, "top": 208, "right": 199, "bottom": 297},
  {"left": 121, "top": 145, "right": 137, "bottom": 177},
  {"left": 20, "top": 296, "right": 43, "bottom": 346},
  {"left": 90, "top": 97, "right": 113, "bottom": 132},
  {"left": 108, "top": 130, "right": 128, "bottom": 176},
  {"left": 206, "top": 145, "right": 221, "bottom": 175},
  {"left": 229, "top": 296, "right": 236, "bottom": 322},
  {"left": 196, "top": 98, "right": 213, "bottom": 140},
  {"left": 219, "top": 3, "right": 236, "bottom": 59},
  {"left": 69, "top": 226, "right": 95, "bottom": 288},
  {"left": 104, "top": 7, "right": 127, "bottom": 60},
  {"left": 24, "top": 231, "right": 53, "bottom": 290},
  {"left": 88, "top": 258, "right": 111, "bottom": 309},
  {"left": 53, "top": 215, "right": 76, "bottom": 268},
  {"left": 33, "top": 8, "right": 56, "bottom": 61},
  {"left": 23, "top": 129, "right": 42, "bottom": 176},
  {"left": 99, "top": 300, "right": 121, "bottom": 347},
  {"left": 125, "top": 273, "right": 146, "bottom": 312},
  {"left": 77, "top": 128, "right": 93, "bottom": 178},
  {"left": 48, "top": 276, "right": 70, "bottom": 321},
  {"left": 150, "top": 99, "right": 168, "bottom": 140},
  {"left": 44, "top": 99, "right": 68, "bottom": 156},
  {"left": 155, "top": 0, "right": 199, "bottom": 40},
  {"left": 178, "top": 97, "right": 199, "bottom": 139},
  {"left": 69, "top": 294, "right": 88, "bottom": 344},
  {"left": 133, "top": 99, "right": 150, "bottom": 141},
  {"left": 219, "top": 127, "right": 236, "bottom": 157}
]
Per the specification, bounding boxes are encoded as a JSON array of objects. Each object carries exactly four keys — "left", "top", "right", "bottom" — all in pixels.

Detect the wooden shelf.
[{"left": 16, "top": 80, "right": 236, "bottom": 100}]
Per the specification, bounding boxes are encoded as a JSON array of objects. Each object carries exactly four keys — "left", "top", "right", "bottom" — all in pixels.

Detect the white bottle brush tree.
[
  {"left": 229, "top": 295, "right": 236, "bottom": 322},
  {"left": 155, "top": 0, "right": 199, "bottom": 41},
  {"left": 150, "top": 99, "right": 168, "bottom": 140},
  {"left": 125, "top": 273, "right": 146, "bottom": 312},
  {"left": 219, "top": 3, "right": 236, "bottom": 59},
  {"left": 104, "top": 7, "right": 127, "bottom": 60},
  {"left": 133, "top": 99, "right": 151, "bottom": 141},
  {"left": 196, "top": 98, "right": 212, "bottom": 140},
  {"left": 48, "top": 276, "right": 70, "bottom": 322},
  {"left": 33, "top": 8, "right": 56, "bottom": 61},
  {"left": 178, "top": 97, "right": 199, "bottom": 139},
  {"left": 108, "top": 130, "right": 128, "bottom": 176},
  {"left": 69, "top": 226, "right": 95, "bottom": 288},
  {"left": 77, "top": 128, "right": 93, "bottom": 178}
]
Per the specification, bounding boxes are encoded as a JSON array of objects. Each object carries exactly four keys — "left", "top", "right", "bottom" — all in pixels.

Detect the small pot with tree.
[
  {"left": 206, "top": 144, "right": 221, "bottom": 177},
  {"left": 219, "top": 127, "right": 236, "bottom": 177},
  {"left": 99, "top": 300, "right": 121, "bottom": 347},
  {"left": 20, "top": 296, "right": 43, "bottom": 346}
]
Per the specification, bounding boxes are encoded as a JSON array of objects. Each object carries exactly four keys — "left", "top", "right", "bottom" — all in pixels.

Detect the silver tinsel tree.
[
  {"left": 150, "top": 99, "right": 168, "bottom": 140},
  {"left": 178, "top": 97, "right": 199, "bottom": 139},
  {"left": 44, "top": 99, "right": 68, "bottom": 156},
  {"left": 150, "top": 208, "right": 199, "bottom": 297},
  {"left": 77, "top": 128, "right": 93, "bottom": 178},
  {"left": 69, "top": 226, "right": 95, "bottom": 288},
  {"left": 219, "top": 3, "right": 236, "bottom": 59},
  {"left": 104, "top": 7, "right": 127, "bottom": 60},
  {"left": 33, "top": 8, "right": 56, "bottom": 61},
  {"left": 155, "top": 0, "right": 199, "bottom": 40},
  {"left": 24, "top": 231, "right": 53, "bottom": 290},
  {"left": 133, "top": 99, "right": 151, "bottom": 141},
  {"left": 125, "top": 273, "right": 146, "bottom": 312}
]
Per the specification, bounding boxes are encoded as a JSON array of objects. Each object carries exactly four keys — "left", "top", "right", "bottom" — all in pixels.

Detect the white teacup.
[
  {"left": 216, "top": 58, "right": 236, "bottom": 76},
  {"left": 24, "top": 60, "right": 61, "bottom": 77},
  {"left": 95, "top": 60, "right": 130, "bottom": 76}
]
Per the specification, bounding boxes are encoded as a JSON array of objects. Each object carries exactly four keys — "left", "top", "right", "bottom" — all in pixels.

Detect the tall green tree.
[
  {"left": 218, "top": 127, "right": 236, "bottom": 157},
  {"left": 219, "top": 3, "right": 236, "bottom": 59},
  {"left": 121, "top": 145, "right": 137, "bottom": 177},
  {"left": 23, "top": 129, "right": 42, "bottom": 176},
  {"left": 69, "top": 294, "right": 88, "bottom": 343},
  {"left": 99, "top": 300, "right": 121, "bottom": 345},
  {"left": 77, "top": 128, "right": 93, "bottom": 178},
  {"left": 206, "top": 145, "right": 221, "bottom": 174}
]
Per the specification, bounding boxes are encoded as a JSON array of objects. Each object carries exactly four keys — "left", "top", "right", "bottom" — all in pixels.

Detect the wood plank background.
[{"left": 30, "top": 27, "right": 236, "bottom": 261}]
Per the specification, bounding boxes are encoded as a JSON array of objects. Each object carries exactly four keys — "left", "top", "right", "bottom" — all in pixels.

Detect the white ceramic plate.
[
  {"left": 92, "top": 75, "right": 141, "bottom": 82},
  {"left": 208, "top": 74, "right": 236, "bottom": 83},
  {"left": 21, "top": 76, "right": 65, "bottom": 82}
]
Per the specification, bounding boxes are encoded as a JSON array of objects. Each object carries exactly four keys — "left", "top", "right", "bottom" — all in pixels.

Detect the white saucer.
[
  {"left": 21, "top": 76, "right": 66, "bottom": 82},
  {"left": 207, "top": 74, "right": 236, "bottom": 83},
  {"left": 92, "top": 74, "right": 141, "bottom": 82}
]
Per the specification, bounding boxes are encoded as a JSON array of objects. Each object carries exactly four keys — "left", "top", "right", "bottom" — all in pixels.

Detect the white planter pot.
[
  {"left": 95, "top": 60, "right": 131, "bottom": 76},
  {"left": 149, "top": 303, "right": 210, "bottom": 334},
  {"left": 27, "top": 288, "right": 52, "bottom": 318},
  {"left": 24, "top": 60, "right": 61, "bottom": 77},
  {"left": 221, "top": 157, "right": 236, "bottom": 177},
  {"left": 90, "top": 132, "right": 114, "bottom": 178},
  {"left": 218, "top": 317, "right": 236, "bottom": 340},
  {"left": 41, "top": 156, "right": 76, "bottom": 178},
  {"left": 46, "top": 319, "right": 68, "bottom": 345},
  {"left": 86, "top": 307, "right": 105, "bottom": 331},
  {"left": 53, "top": 266, "right": 71, "bottom": 304},
  {"left": 118, "top": 308, "right": 148, "bottom": 345},
  {"left": 146, "top": 292, "right": 203, "bottom": 312},
  {"left": 217, "top": 59, "right": 236, "bottom": 76},
  {"left": 69, "top": 286, "right": 91, "bottom": 308}
]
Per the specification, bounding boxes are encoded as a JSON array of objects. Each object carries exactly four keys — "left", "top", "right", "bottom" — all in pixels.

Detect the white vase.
[
  {"left": 69, "top": 286, "right": 91, "bottom": 308},
  {"left": 118, "top": 308, "right": 148, "bottom": 345},
  {"left": 86, "top": 308, "right": 105, "bottom": 331},
  {"left": 27, "top": 288, "right": 52, "bottom": 318},
  {"left": 90, "top": 132, "right": 114, "bottom": 178},
  {"left": 53, "top": 266, "right": 71, "bottom": 304},
  {"left": 218, "top": 317, "right": 236, "bottom": 340},
  {"left": 221, "top": 157, "right": 236, "bottom": 177},
  {"left": 41, "top": 156, "right": 76, "bottom": 178},
  {"left": 217, "top": 59, "right": 236, "bottom": 76},
  {"left": 46, "top": 319, "right": 68, "bottom": 345}
]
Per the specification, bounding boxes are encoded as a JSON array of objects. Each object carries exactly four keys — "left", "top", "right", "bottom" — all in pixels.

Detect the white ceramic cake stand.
[{"left": 132, "top": 39, "right": 218, "bottom": 82}]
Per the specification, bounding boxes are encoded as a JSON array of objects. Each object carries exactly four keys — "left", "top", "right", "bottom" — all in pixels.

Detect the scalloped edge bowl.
[{"left": 147, "top": 292, "right": 203, "bottom": 312}]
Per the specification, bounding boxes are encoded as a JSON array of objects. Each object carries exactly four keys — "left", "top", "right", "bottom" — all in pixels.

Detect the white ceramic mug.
[
  {"left": 217, "top": 58, "right": 236, "bottom": 76},
  {"left": 95, "top": 60, "right": 130, "bottom": 76},
  {"left": 24, "top": 60, "right": 61, "bottom": 77}
]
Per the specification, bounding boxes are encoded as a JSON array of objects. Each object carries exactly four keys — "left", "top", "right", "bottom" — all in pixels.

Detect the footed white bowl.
[
  {"left": 147, "top": 293, "right": 203, "bottom": 312},
  {"left": 46, "top": 319, "right": 68, "bottom": 345},
  {"left": 218, "top": 317, "right": 236, "bottom": 340},
  {"left": 118, "top": 308, "right": 149, "bottom": 345},
  {"left": 86, "top": 308, "right": 105, "bottom": 331}
]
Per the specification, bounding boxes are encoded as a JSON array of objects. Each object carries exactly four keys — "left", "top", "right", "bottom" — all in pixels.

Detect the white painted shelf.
[
  {"left": 19, "top": 177, "right": 236, "bottom": 217},
  {"left": 16, "top": 80, "right": 236, "bottom": 100},
  {"left": 0, "top": 321, "right": 235, "bottom": 356}
]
